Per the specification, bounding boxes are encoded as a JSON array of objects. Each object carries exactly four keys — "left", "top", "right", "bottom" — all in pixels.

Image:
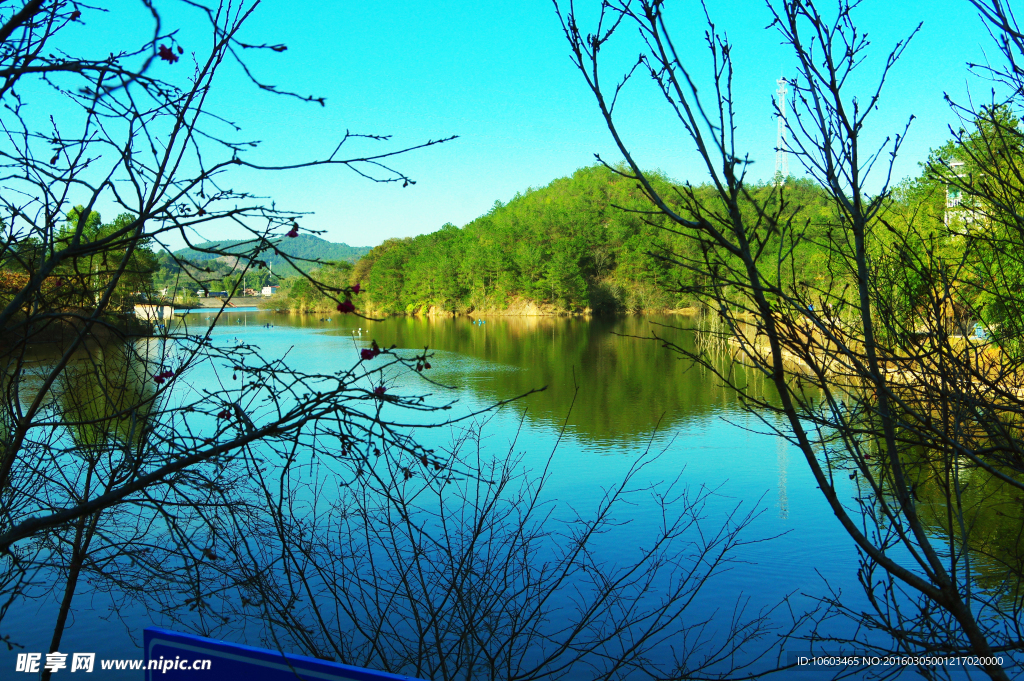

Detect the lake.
[{"left": 2, "top": 309, "right": 996, "bottom": 679}]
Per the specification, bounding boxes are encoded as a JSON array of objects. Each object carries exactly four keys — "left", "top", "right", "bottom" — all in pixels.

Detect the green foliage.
[
  {"left": 352, "top": 165, "right": 843, "bottom": 315},
  {"left": 173, "top": 234, "right": 370, "bottom": 277},
  {"left": 344, "top": 125, "right": 1024, "bottom": 362},
  {"left": 151, "top": 234, "right": 366, "bottom": 304},
  {"left": 951, "top": 107, "right": 1024, "bottom": 352},
  {"left": 53, "top": 208, "right": 159, "bottom": 312},
  {"left": 280, "top": 262, "right": 353, "bottom": 313},
  {"left": 150, "top": 249, "right": 283, "bottom": 303},
  {"left": 874, "top": 106, "right": 1024, "bottom": 352}
]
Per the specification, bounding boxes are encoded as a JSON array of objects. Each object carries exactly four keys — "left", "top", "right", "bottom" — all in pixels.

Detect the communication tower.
[{"left": 775, "top": 77, "right": 789, "bottom": 184}]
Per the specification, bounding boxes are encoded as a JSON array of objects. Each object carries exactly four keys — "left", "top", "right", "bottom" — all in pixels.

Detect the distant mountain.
[{"left": 173, "top": 234, "right": 371, "bottom": 277}]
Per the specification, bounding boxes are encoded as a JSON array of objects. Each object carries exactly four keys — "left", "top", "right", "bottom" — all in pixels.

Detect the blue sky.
[{"left": 79, "top": 1, "right": 999, "bottom": 248}]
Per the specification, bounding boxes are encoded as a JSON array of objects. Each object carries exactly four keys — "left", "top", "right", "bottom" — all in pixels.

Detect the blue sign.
[{"left": 144, "top": 627, "right": 425, "bottom": 681}]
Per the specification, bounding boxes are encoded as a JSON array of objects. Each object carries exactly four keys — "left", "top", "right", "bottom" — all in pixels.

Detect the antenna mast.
[{"left": 775, "top": 77, "right": 789, "bottom": 184}]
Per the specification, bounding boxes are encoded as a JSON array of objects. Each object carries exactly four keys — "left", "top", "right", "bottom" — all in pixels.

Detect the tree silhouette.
[{"left": 559, "top": 0, "right": 1024, "bottom": 677}]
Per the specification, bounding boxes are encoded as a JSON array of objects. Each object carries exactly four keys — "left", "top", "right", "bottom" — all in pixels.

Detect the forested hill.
[
  {"left": 174, "top": 234, "right": 370, "bottom": 277},
  {"left": 351, "top": 165, "right": 838, "bottom": 314}
]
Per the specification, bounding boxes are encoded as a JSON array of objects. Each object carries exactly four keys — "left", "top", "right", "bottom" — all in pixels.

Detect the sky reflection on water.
[{"left": 4, "top": 310, "right": 980, "bottom": 679}]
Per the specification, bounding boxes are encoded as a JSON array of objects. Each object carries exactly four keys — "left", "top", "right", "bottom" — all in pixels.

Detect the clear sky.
[{"left": 78, "top": 1, "right": 1000, "bottom": 248}]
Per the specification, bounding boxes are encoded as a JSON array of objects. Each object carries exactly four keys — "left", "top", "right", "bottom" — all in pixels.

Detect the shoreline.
[
  {"left": 186, "top": 296, "right": 266, "bottom": 309},
  {"left": 261, "top": 303, "right": 705, "bottom": 318}
]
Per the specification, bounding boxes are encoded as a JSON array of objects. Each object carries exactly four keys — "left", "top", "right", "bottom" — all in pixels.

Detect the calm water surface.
[{"left": 3, "top": 311, "right": 940, "bottom": 678}]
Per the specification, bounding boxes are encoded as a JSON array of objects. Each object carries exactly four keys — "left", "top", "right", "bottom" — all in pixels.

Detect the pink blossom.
[
  {"left": 373, "top": 386, "right": 386, "bottom": 398},
  {"left": 350, "top": 283, "right": 361, "bottom": 294},
  {"left": 337, "top": 300, "right": 355, "bottom": 314}
]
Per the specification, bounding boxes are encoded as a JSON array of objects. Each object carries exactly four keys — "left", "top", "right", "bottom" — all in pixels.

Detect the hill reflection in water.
[{"left": 315, "top": 313, "right": 765, "bottom": 444}]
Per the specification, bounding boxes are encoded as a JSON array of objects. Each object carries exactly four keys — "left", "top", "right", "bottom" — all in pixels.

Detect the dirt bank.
[{"left": 191, "top": 296, "right": 265, "bottom": 308}]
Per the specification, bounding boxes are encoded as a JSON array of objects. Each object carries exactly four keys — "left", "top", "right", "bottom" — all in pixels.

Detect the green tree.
[
  {"left": 0, "top": 2, "right": 452, "bottom": 673},
  {"left": 51, "top": 208, "right": 159, "bottom": 311},
  {"left": 560, "top": 0, "right": 1024, "bottom": 677}
]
